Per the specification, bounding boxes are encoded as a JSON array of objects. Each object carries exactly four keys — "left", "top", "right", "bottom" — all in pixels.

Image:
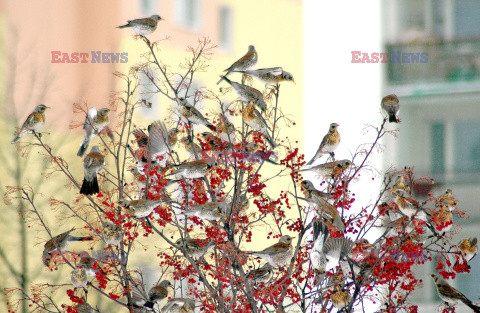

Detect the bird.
[
  {"left": 455, "top": 238, "right": 478, "bottom": 266},
  {"left": 119, "top": 199, "right": 165, "bottom": 218},
  {"left": 430, "top": 274, "right": 480, "bottom": 312},
  {"left": 307, "top": 123, "right": 340, "bottom": 165},
  {"left": 71, "top": 265, "right": 88, "bottom": 288},
  {"left": 102, "top": 221, "right": 122, "bottom": 245},
  {"left": 77, "top": 107, "right": 111, "bottom": 157},
  {"left": 182, "top": 201, "right": 228, "bottom": 222},
  {"left": 77, "top": 251, "right": 99, "bottom": 277},
  {"left": 180, "top": 137, "right": 204, "bottom": 160},
  {"left": 430, "top": 202, "right": 453, "bottom": 232},
  {"left": 437, "top": 189, "right": 457, "bottom": 212},
  {"left": 246, "top": 263, "right": 273, "bottom": 283},
  {"left": 310, "top": 221, "right": 354, "bottom": 273},
  {"left": 72, "top": 303, "right": 93, "bottom": 313},
  {"left": 381, "top": 94, "right": 400, "bottom": 123},
  {"left": 175, "top": 237, "right": 215, "bottom": 258},
  {"left": 216, "top": 114, "right": 236, "bottom": 142},
  {"left": 168, "top": 160, "right": 215, "bottom": 179},
  {"left": 217, "top": 76, "right": 267, "bottom": 112},
  {"left": 11, "top": 104, "right": 49, "bottom": 143},
  {"left": 199, "top": 131, "right": 233, "bottom": 152},
  {"left": 233, "top": 67, "right": 295, "bottom": 86},
  {"left": 216, "top": 45, "right": 257, "bottom": 84},
  {"left": 330, "top": 283, "right": 351, "bottom": 310},
  {"left": 161, "top": 298, "right": 196, "bottom": 313},
  {"left": 243, "top": 101, "right": 275, "bottom": 148},
  {"left": 392, "top": 174, "right": 410, "bottom": 196},
  {"left": 250, "top": 235, "right": 295, "bottom": 268},
  {"left": 42, "top": 228, "right": 94, "bottom": 267},
  {"left": 301, "top": 180, "right": 344, "bottom": 232},
  {"left": 298, "top": 159, "right": 352, "bottom": 177},
  {"left": 80, "top": 146, "right": 105, "bottom": 195},
  {"left": 117, "top": 15, "right": 164, "bottom": 36},
  {"left": 144, "top": 280, "right": 172, "bottom": 309},
  {"left": 132, "top": 120, "right": 172, "bottom": 168},
  {"left": 128, "top": 167, "right": 147, "bottom": 195},
  {"left": 176, "top": 97, "right": 216, "bottom": 131},
  {"left": 393, "top": 189, "right": 424, "bottom": 219}
]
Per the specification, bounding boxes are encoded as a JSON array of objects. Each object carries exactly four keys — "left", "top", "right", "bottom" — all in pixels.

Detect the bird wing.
[
  {"left": 133, "top": 128, "right": 148, "bottom": 148},
  {"left": 21, "top": 113, "right": 37, "bottom": 129},
  {"left": 259, "top": 242, "right": 289, "bottom": 255},
  {"left": 84, "top": 107, "right": 97, "bottom": 130},
  {"left": 148, "top": 120, "right": 169, "bottom": 156},
  {"left": 225, "top": 51, "right": 254, "bottom": 72},
  {"left": 263, "top": 67, "right": 283, "bottom": 76}
]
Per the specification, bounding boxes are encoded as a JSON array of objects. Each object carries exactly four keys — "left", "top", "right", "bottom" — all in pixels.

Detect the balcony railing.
[{"left": 386, "top": 39, "right": 480, "bottom": 85}]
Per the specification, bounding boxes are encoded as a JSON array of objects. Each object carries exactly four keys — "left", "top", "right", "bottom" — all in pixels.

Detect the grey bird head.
[
  {"left": 282, "top": 71, "right": 295, "bottom": 84},
  {"left": 279, "top": 235, "right": 295, "bottom": 244},
  {"left": 175, "top": 97, "right": 188, "bottom": 106},
  {"left": 248, "top": 45, "right": 256, "bottom": 52},
  {"left": 150, "top": 15, "right": 163, "bottom": 21},
  {"left": 97, "top": 108, "right": 110, "bottom": 116},
  {"left": 301, "top": 180, "right": 315, "bottom": 191},
  {"left": 35, "top": 104, "right": 50, "bottom": 113},
  {"left": 329, "top": 123, "right": 339, "bottom": 132},
  {"left": 159, "top": 280, "right": 173, "bottom": 289},
  {"left": 90, "top": 145, "right": 101, "bottom": 153}
]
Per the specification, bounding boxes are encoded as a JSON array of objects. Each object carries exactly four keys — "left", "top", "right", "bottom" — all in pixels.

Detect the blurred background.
[{"left": 0, "top": 0, "right": 479, "bottom": 312}]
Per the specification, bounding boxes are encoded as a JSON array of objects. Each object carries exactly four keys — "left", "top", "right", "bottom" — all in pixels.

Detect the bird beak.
[
  {"left": 45, "top": 106, "right": 51, "bottom": 109},
  {"left": 292, "top": 79, "right": 296, "bottom": 85}
]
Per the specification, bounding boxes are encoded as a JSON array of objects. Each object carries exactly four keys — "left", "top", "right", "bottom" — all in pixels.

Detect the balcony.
[{"left": 386, "top": 39, "right": 480, "bottom": 89}]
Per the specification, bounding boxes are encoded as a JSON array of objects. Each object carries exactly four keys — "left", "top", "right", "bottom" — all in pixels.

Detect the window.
[
  {"left": 219, "top": 6, "right": 232, "bottom": 50},
  {"left": 453, "top": 121, "right": 480, "bottom": 178},
  {"left": 139, "top": 0, "right": 158, "bottom": 15},
  {"left": 175, "top": 0, "right": 202, "bottom": 31},
  {"left": 139, "top": 72, "right": 159, "bottom": 118},
  {"left": 455, "top": 0, "right": 480, "bottom": 39},
  {"left": 431, "top": 123, "right": 445, "bottom": 180}
]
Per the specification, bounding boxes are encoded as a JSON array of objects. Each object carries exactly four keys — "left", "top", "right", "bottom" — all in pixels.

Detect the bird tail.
[
  {"left": 80, "top": 176, "right": 99, "bottom": 195},
  {"left": 463, "top": 299, "right": 480, "bottom": 313},
  {"left": 11, "top": 135, "right": 21, "bottom": 143},
  {"left": 77, "top": 141, "right": 90, "bottom": 157},
  {"left": 263, "top": 132, "right": 276, "bottom": 149},
  {"left": 206, "top": 124, "right": 217, "bottom": 132},
  {"left": 313, "top": 220, "right": 329, "bottom": 241},
  {"left": 306, "top": 154, "right": 317, "bottom": 166},
  {"left": 143, "top": 301, "right": 154, "bottom": 309},
  {"left": 217, "top": 75, "right": 232, "bottom": 85},
  {"left": 70, "top": 235, "right": 94, "bottom": 242},
  {"left": 389, "top": 115, "right": 399, "bottom": 123}
]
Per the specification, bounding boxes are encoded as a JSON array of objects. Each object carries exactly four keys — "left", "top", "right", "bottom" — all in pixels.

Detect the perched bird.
[
  {"left": 392, "top": 174, "right": 410, "bottom": 196},
  {"left": 437, "top": 189, "right": 457, "bottom": 212},
  {"left": 11, "top": 104, "right": 49, "bottom": 143},
  {"left": 117, "top": 15, "right": 164, "bottom": 36},
  {"left": 42, "top": 228, "right": 94, "bottom": 267},
  {"left": 169, "top": 160, "right": 215, "bottom": 179},
  {"left": 102, "top": 221, "right": 122, "bottom": 245},
  {"left": 77, "top": 251, "right": 99, "bottom": 277},
  {"left": 233, "top": 67, "right": 295, "bottom": 86},
  {"left": 430, "top": 274, "right": 480, "bottom": 312},
  {"left": 72, "top": 303, "right": 93, "bottom": 313},
  {"left": 456, "top": 238, "right": 478, "bottom": 266},
  {"left": 330, "top": 283, "right": 351, "bottom": 310},
  {"left": 80, "top": 146, "right": 105, "bottom": 195},
  {"left": 161, "top": 298, "right": 196, "bottom": 313},
  {"left": 144, "top": 280, "right": 172, "bottom": 309},
  {"left": 247, "top": 263, "right": 273, "bottom": 283},
  {"left": 182, "top": 201, "right": 228, "bottom": 222},
  {"left": 180, "top": 137, "right": 204, "bottom": 160},
  {"left": 217, "top": 45, "right": 257, "bottom": 84},
  {"left": 430, "top": 202, "right": 453, "bottom": 232},
  {"left": 307, "top": 123, "right": 340, "bottom": 165},
  {"left": 243, "top": 101, "right": 275, "bottom": 148},
  {"left": 299, "top": 159, "right": 352, "bottom": 177},
  {"left": 71, "top": 265, "right": 88, "bottom": 288},
  {"left": 176, "top": 97, "right": 216, "bottom": 131},
  {"left": 250, "top": 235, "right": 295, "bottom": 268},
  {"left": 216, "top": 114, "right": 236, "bottom": 142},
  {"left": 242, "top": 141, "right": 279, "bottom": 164},
  {"left": 310, "top": 221, "right": 354, "bottom": 272},
  {"left": 381, "top": 94, "right": 400, "bottom": 123},
  {"left": 394, "top": 189, "right": 424, "bottom": 219},
  {"left": 128, "top": 167, "right": 147, "bottom": 195},
  {"left": 175, "top": 237, "right": 215, "bottom": 258},
  {"left": 200, "top": 131, "right": 233, "bottom": 152},
  {"left": 77, "top": 107, "right": 111, "bottom": 157},
  {"left": 301, "top": 180, "right": 344, "bottom": 232},
  {"left": 119, "top": 199, "right": 165, "bottom": 218},
  {"left": 218, "top": 76, "right": 267, "bottom": 112}
]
